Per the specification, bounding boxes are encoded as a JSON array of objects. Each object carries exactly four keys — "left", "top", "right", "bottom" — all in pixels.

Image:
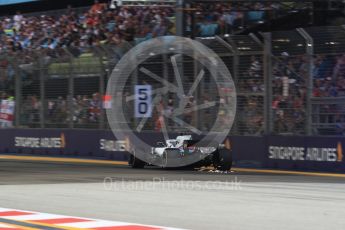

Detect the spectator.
[
  {"left": 90, "top": 0, "right": 106, "bottom": 14},
  {"left": 198, "top": 19, "right": 219, "bottom": 37}
]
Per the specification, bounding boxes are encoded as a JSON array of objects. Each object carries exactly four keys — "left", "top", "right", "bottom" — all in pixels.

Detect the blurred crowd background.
[{"left": 0, "top": 0, "right": 344, "bottom": 136}]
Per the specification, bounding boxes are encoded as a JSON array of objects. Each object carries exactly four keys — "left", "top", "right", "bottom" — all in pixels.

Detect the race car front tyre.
[
  {"left": 213, "top": 149, "right": 232, "bottom": 171},
  {"left": 129, "top": 154, "right": 146, "bottom": 169}
]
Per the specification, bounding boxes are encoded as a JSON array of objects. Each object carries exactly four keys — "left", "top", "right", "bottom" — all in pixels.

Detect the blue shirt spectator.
[{"left": 198, "top": 21, "right": 219, "bottom": 37}]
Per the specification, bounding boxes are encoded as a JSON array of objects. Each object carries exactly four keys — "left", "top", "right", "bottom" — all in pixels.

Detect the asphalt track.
[{"left": 0, "top": 159, "right": 345, "bottom": 230}]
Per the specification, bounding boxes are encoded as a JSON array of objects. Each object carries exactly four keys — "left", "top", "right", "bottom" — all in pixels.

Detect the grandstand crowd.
[
  {"left": 0, "top": 0, "right": 175, "bottom": 53},
  {"left": 0, "top": 0, "right": 343, "bottom": 134},
  {"left": 0, "top": 0, "right": 310, "bottom": 51},
  {"left": 0, "top": 92, "right": 103, "bottom": 126},
  {"left": 193, "top": 1, "right": 311, "bottom": 36},
  {"left": 313, "top": 54, "right": 345, "bottom": 97},
  {"left": 271, "top": 53, "right": 345, "bottom": 134}
]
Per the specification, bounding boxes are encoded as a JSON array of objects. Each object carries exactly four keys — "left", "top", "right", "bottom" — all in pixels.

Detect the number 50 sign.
[{"left": 135, "top": 85, "right": 152, "bottom": 118}]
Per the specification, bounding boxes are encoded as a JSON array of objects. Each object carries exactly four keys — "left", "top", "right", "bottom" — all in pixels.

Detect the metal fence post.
[
  {"left": 68, "top": 57, "right": 74, "bottom": 129},
  {"left": 233, "top": 51, "right": 239, "bottom": 135},
  {"left": 297, "top": 28, "right": 314, "bottom": 135},
  {"left": 14, "top": 59, "right": 21, "bottom": 128},
  {"left": 263, "top": 33, "right": 273, "bottom": 134},
  {"left": 224, "top": 36, "right": 239, "bottom": 134},
  {"left": 193, "top": 51, "right": 201, "bottom": 131},
  {"left": 176, "top": 0, "right": 184, "bottom": 36},
  {"left": 99, "top": 54, "right": 105, "bottom": 130},
  {"left": 215, "top": 36, "right": 237, "bottom": 134},
  {"left": 38, "top": 54, "right": 45, "bottom": 128}
]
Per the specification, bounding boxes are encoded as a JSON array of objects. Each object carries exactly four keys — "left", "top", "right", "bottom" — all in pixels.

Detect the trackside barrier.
[
  {"left": 265, "top": 136, "right": 345, "bottom": 172},
  {"left": 0, "top": 129, "right": 344, "bottom": 172},
  {"left": 0, "top": 129, "right": 130, "bottom": 161}
]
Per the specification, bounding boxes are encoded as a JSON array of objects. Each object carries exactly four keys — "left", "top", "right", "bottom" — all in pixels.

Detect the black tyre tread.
[
  {"left": 213, "top": 149, "right": 232, "bottom": 171},
  {"left": 129, "top": 154, "right": 146, "bottom": 168}
]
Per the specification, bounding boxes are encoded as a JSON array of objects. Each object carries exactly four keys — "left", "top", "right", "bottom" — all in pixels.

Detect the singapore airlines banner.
[{"left": 266, "top": 136, "right": 345, "bottom": 172}]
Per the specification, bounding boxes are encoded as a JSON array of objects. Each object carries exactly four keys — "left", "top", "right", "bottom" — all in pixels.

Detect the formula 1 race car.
[{"left": 128, "top": 135, "right": 232, "bottom": 170}]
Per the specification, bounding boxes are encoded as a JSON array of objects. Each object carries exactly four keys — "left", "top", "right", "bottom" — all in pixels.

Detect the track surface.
[{"left": 1, "top": 160, "right": 345, "bottom": 230}]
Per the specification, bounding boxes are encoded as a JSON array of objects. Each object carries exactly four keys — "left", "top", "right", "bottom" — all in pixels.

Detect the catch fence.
[{"left": 0, "top": 26, "right": 344, "bottom": 136}]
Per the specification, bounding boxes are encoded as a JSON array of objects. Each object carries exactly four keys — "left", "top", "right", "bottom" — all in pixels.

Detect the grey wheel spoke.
[
  {"left": 136, "top": 94, "right": 162, "bottom": 132},
  {"left": 173, "top": 101, "right": 216, "bottom": 117},
  {"left": 140, "top": 67, "right": 180, "bottom": 96},
  {"left": 187, "top": 69, "right": 205, "bottom": 96},
  {"left": 169, "top": 116, "right": 202, "bottom": 135},
  {"left": 126, "top": 86, "right": 171, "bottom": 102},
  {"left": 160, "top": 112, "right": 170, "bottom": 142},
  {"left": 171, "top": 54, "right": 184, "bottom": 97}
]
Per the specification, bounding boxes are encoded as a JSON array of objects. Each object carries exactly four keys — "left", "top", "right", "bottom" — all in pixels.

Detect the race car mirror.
[{"left": 106, "top": 36, "right": 237, "bottom": 168}]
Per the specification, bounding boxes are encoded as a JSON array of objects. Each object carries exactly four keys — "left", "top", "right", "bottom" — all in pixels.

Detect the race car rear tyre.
[
  {"left": 162, "top": 150, "right": 183, "bottom": 168},
  {"left": 129, "top": 154, "right": 145, "bottom": 169},
  {"left": 213, "top": 149, "right": 232, "bottom": 171}
]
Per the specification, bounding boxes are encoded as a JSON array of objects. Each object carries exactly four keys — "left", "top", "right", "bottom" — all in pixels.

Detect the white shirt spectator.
[{"left": 13, "top": 13, "right": 23, "bottom": 30}]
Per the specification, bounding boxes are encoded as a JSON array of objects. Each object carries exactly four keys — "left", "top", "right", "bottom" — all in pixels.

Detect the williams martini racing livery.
[{"left": 128, "top": 135, "right": 232, "bottom": 170}]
